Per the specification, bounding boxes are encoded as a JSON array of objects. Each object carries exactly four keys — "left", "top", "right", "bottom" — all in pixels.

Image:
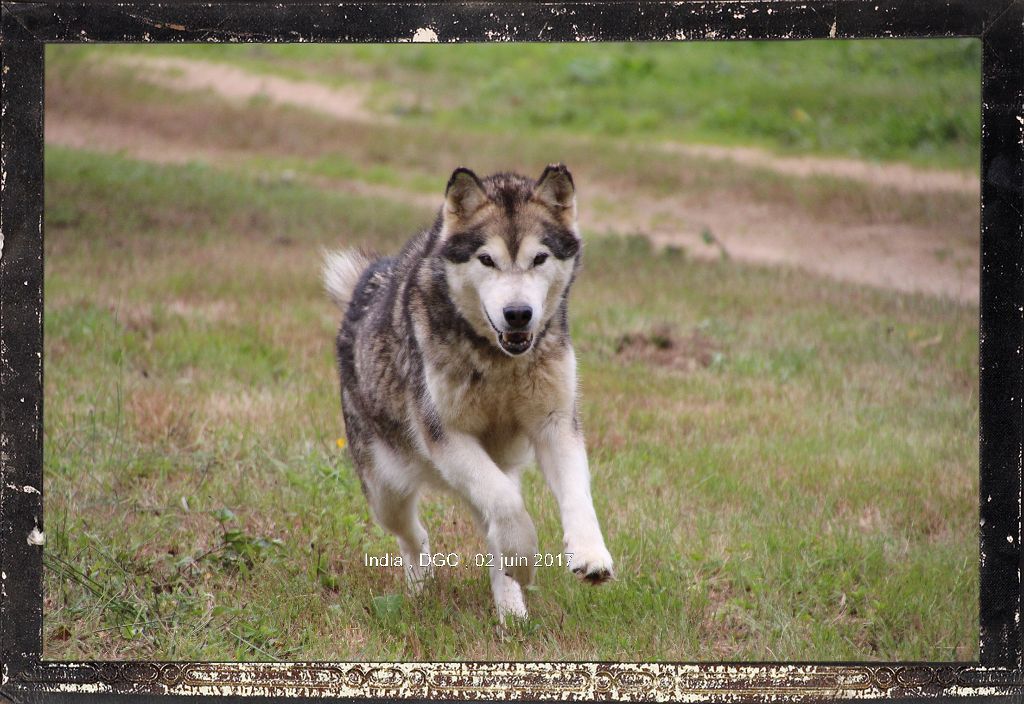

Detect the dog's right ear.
[{"left": 444, "top": 167, "right": 488, "bottom": 221}]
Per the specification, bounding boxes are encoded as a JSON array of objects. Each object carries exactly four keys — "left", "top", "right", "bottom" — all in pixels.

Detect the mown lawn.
[{"left": 43, "top": 145, "right": 978, "bottom": 661}]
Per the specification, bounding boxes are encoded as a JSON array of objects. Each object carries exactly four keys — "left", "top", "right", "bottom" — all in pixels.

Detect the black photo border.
[{"left": 1, "top": 1, "right": 1022, "bottom": 700}]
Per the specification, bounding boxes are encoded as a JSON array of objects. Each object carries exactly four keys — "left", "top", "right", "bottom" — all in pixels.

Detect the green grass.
[
  {"left": 48, "top": 39, "right": 981, "bottom": 169},
  {"left": 43, "top": 146, "right": 977, "bottom": 661}
]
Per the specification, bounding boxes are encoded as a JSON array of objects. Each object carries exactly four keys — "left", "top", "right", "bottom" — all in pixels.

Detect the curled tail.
[{"left": 322, "top": 249, "right": 373, "bottom": 312}]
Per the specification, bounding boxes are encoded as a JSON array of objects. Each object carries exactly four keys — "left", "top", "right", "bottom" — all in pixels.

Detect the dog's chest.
[{"left": 427, "top": 356, "right": 568, "bottom": 436}]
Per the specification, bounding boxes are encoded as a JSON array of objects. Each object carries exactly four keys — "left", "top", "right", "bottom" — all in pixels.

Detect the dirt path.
[
  {"left": 46, "top": 116, "right": 441, "bottom": 210},
  {"left": 107, "top": 54, "right": 977, "bottom": 198},
  {"left": 584, "top": 188, "right": 977, "bottom": 303},
  {"left": 110, "top": 56, "right": 385, "bottom": 126},
  {"left": 46, "top": 55, "right": 980, "bottom": 304},
  {"left": 659, "top": 142, "right": 976, "bottom": 196}
]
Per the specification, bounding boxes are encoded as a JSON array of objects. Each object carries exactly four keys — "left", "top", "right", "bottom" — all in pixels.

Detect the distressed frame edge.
[
  {"left": 0, "top": 0, "right": 1021, "bottom": 700},
  {"left": 6, "top": 662, "right": 1024, "bottom": 701},
  {"left": 0, "top": 0, "right": 1019, "bottom": 44},
  {"left": 0, "top": 30, "right": 45, "bottom": 701},
  {"left": 979, "top": 0, "right": 1024, "bottom": 675}
]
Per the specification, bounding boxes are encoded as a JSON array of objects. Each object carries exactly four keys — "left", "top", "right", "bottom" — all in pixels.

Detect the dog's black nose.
[{"left": 503, "top": 305, "right": 533, "bottom": 329}]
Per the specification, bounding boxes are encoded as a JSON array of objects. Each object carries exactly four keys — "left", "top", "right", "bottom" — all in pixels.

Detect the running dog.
[{"left": 323, "top": 164, "right": 613, "bottom": 621}]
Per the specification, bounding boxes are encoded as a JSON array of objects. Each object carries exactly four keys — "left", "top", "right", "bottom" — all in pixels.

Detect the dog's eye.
[
  {"left": 478, "top": 253, "right": 496, "bottom": 268},
  {"left": 532, "top": 252, "right": 549, "bottom": 267}
]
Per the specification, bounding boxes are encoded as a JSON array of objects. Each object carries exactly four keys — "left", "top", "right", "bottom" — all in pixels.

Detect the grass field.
[
  {"left": 42, "top": 42, "right": 979, "bottom": 661},
  {"left": 58, "top": 39, "right": 982, "bottom": 169}
]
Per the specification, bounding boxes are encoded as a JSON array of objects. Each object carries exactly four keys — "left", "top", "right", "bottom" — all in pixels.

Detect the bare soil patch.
[{"left": 615, "top": 325, "right": 720, "bottom": 372}]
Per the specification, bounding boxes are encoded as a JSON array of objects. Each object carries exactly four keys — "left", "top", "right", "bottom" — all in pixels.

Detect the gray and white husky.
[{"left": 323, "top": 164, "right": 613, "bottom": 621}]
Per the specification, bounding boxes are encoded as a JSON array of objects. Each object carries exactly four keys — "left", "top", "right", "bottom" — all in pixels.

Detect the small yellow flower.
[{"left": 336, "top": 437, "right": 347, "bottom": 449}]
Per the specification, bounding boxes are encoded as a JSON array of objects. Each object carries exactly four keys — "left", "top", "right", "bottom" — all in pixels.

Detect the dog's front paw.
[
  {"left": 566, "top": 540, "right": 614, "bottom": 585},
  {"left": 488, "top": 509, "right": 538, "bottom": 588}
]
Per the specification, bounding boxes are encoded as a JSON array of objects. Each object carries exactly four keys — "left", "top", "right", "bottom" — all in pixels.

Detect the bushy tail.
[{"left": 322, "top": 249, "right": 373, "bottom": 311}]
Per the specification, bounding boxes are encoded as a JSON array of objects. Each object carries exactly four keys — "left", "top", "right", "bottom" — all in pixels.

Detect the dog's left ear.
[{"left": 533, "top": 163, "right": 576, "bottom": 220}]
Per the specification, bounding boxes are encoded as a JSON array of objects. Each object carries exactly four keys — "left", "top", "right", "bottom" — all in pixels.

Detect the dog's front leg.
[
  {"left": 535, "top": 414, "right": 614, "bottom": 584},
  {"left": 429, "top": 432, "right": 537, "bottom": 619}
]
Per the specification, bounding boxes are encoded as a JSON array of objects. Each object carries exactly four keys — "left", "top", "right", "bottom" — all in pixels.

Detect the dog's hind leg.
[
  {"left": 369, "top": 486, "right": 432, "bottom": 592},
  {"left": 489, "top": 559, "right": 528, "bottom": 623},
  {"left": 465, "top": 503, "right": 528, "bottom": 623},
  {"left": 365, "top": 442, "right": 433, "bottom": 592}
]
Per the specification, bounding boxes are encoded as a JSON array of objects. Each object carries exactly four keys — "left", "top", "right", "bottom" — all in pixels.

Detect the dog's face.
[{"left": 439, "top": 165, "right": 581, "bottom": 357}]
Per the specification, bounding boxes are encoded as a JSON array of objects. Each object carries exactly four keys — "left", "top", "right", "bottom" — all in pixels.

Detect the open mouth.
[
  {"left": 486, "top": 312, "right": 534, "bottom": 356},
  {"left": 498, "top": 330, "right": 534, "bottom": 355}
]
